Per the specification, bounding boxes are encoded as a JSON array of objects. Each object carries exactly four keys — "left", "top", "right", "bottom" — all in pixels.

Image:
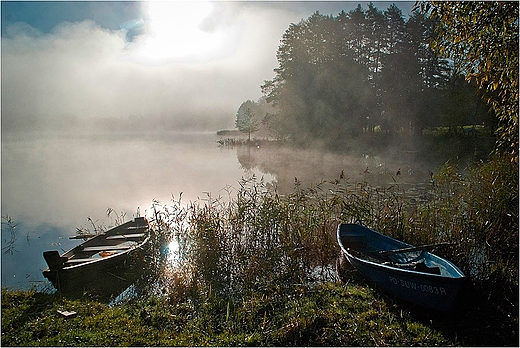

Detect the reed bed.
[{"left": 138, "top": 154, "right": 517, "bottom": 317}]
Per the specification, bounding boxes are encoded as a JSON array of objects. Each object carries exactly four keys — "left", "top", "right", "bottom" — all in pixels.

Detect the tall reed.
[{"left": 142, "top": 156, "right": 517, "bottom": 314}]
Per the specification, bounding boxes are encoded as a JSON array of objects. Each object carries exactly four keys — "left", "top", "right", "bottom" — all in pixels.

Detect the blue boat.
[{"left": 337, "top": 223, "right": 466, "bottom": 312}]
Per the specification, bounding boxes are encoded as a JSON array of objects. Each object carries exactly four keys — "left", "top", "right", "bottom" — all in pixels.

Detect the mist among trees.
[{"left": 238, "top": 3, "right": 502, "bottom": 149}]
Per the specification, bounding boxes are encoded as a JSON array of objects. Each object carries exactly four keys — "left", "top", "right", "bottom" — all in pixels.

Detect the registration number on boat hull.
[{"left": 388, "top": 275, "right": 447, "bottom": 296}]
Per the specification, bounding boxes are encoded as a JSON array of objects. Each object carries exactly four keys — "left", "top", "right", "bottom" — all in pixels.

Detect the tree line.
[{"left": 235, "top": 2, "right": 516, "bottom": 155}]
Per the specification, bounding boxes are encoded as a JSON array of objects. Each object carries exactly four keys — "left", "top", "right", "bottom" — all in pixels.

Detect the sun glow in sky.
[
  {"left": 132, "top": 1, "right": 226, "bottom": 64},
  {"left": 1, "top": 1, "right": 414, "bottom": 133}
]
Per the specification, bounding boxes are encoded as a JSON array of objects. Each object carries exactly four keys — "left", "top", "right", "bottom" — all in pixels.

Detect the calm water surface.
[
  {"left": 1, "top": 131, "right": 270, "bottom": 289},
  {"left": 1, "top": 131, "right": 438, "bottom": 290}
]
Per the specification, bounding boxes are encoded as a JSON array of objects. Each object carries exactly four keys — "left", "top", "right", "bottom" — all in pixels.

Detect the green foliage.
[
  {"left": 259, "top": 4, "right": 494, "bottom": 145},
  {"left": 437, "top": 74, "right": 495, "bottom": 133},
  {"left": 422, "top": 1, "right": 519, "bottom": 161},
  {"left": 235, "top": 100, "right": 260, "bottom": 141}
]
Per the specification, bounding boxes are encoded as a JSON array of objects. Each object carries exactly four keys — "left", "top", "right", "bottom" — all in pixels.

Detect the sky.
[{"left": 1, "top": 1, "right": 415, "bottom": 132}]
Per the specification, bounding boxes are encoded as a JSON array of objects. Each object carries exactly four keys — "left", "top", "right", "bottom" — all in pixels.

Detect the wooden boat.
[
  {"left": 337, "top": 223, "right": 466, "bottom": 312},
  {"left": 42, "top": 217, "right": 150, "bottom": 298}
]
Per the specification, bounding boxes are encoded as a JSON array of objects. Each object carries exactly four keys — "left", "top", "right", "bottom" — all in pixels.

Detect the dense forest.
[{"left": 236, "top": 2, "right": 513, "bottom": 152}]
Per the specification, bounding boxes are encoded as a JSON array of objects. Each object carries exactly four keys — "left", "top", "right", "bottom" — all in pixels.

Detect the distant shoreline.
[{"left": 216, "top": 129, "right": 241, "bottom": 136}]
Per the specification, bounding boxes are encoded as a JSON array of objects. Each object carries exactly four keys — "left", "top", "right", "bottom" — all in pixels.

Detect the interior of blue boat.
[
  {"left": 337, "top": 224, "right": 464, "bottom": 277},
  {"left": 340, "top": 234, "right": 445, "bottom": 275}
]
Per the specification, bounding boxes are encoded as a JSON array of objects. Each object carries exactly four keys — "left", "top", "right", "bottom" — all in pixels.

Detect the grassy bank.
[
  {"left": 2, "top": 155, "right": 517, "bottom": 346},
  {"left": 2, "top": 276, "right": 517, "bottom": 346},
  {"left": 2, "top": 284, "right": 453, "bottom": 346}
]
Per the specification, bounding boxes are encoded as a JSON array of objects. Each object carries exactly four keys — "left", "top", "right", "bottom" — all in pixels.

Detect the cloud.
[
  {"left": 2, "top": 2, "right": 411, "bottom": 134},
  {"left": 2, "top": 3, "right": 286, "bottom": 133}
]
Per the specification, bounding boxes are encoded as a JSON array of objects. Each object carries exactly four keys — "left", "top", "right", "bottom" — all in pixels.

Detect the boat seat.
[
  {"left": 64, "top": 258, "right": 95, "bottom": 264},
  {"left": 43, "top": 250, "right": 68, "bottom": 269},
  {"left": 105, "top": 233, "right": 145, "bottom": 240},
  {"left": 82, "top": 245, "right": 133, "bottom": 252},
  {"left": 126, "top": 225, "right": 147, "bottom": 230}
]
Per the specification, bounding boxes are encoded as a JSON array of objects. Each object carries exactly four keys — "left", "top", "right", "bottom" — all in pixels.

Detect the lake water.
[
  {"left": 1, "top": 130, "right": 443, "bottom": 290},
  {"left": 1, "top": 131, "right": 264, "bottom": 289}
]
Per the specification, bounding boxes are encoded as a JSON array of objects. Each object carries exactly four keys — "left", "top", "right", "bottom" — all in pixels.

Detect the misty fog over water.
[
  {"left": 0, "top": 131, "right": 264, "bottom": 289},
  {"left": 1, "top": 130, "right": 462, "bottom": 290}
]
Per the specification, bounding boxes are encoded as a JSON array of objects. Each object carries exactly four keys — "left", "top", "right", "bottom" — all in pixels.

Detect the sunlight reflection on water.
[{"left": 166, "top": 239, "right": 180, "bottom": 264}]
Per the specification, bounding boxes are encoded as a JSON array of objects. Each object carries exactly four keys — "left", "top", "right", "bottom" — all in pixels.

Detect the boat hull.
[
  {"left": 337, "top": 223, "right": 465, "bottom": 312},
  {"left": 42, "top": 217, "right": 149, "bottom": 299},
  {"left": 42, "top": 246, "right": 146, "bottom": 298}
]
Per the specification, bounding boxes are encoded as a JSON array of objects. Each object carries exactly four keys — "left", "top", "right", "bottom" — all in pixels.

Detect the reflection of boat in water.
[
  {"left": 42, "top": 217, "right": 150, "bottom": 299},
  {"left": 337, "top": 223, "right": 465, "bottom": 312}
]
